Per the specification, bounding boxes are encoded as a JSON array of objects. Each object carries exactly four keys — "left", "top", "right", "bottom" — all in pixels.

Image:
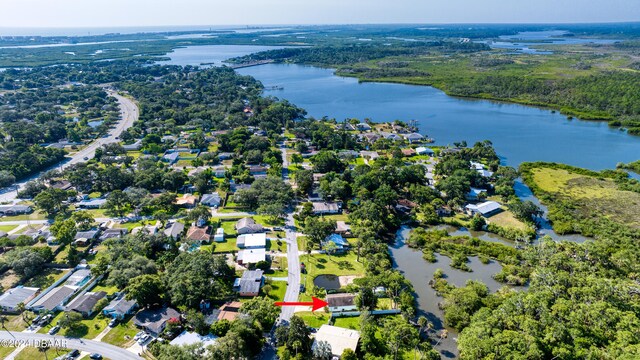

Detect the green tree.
[
  {"left": 126, "top": 274, "right": 164, "bottom": 308},
  {"left": 71, "top": 210, "right": 95, "bottom": 231},
  {"left": 383, "top": 316, "right": 419, "bottom": 360},
  {"left": 58, "top": 312, "right": 84, "bottom": 331},
  {"left": 34, "top": 188, "right": 69, "bottom": 216},
  {"left": 303, "top": 218, "right": 336, "bottom": 249},
  {"left": 185, "top": 309, "right": 210, "bottom": 335},
  {"left": 104, "top": 190, "right": 132, "bottom": 217},
  {"left": 240, "top": 296, "right": 280, "bottom": 329},
  {"left": 50, "top": 218, "right": 77, "bottom": 245},
  {"left": 291, "top": 153, "right": 303, "bottom": 167}
]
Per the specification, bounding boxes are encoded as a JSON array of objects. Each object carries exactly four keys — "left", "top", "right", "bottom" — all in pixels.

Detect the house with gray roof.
[
  {"left": 326, "top": 293, "right": 357, "bottom": 313},
  {"left": 30, "top": 286, "right": 76, "bottom": 312},
  {"left": 102, "top": 292, "right": 138, "bottom": 320},
  {"left": 134, "top": 307, "right": 181, "bottom": 336},
  {"left": 235, "top": 218, "right": 263, "bottom": 235},
  {"left": 0, "top": 205, "right": 32, "bottom": 216},
  {"left": 234, "top": 270, "right": 264, "bottom": 297},
  {"left": 164, "top": 222, "right": 185, "bottom": 240},
  {"left": 99, "top": 228, "right": 128, "bottom": 241},
  {"left": 201, "top": 193, "right": 222, "bottom": 207},
  {"left": 0, "top": 287, "right": 39, "bottom": 312},
  {"left": 66, "top": 291, "right": 107, "bottom": 317}
]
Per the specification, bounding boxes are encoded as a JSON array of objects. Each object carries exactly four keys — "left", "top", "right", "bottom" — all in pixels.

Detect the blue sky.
[{"left": 1, "top": 0, "right": 639, "bottom": 28}]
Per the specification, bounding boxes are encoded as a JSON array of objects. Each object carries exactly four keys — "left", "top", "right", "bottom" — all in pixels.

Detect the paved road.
[
  {"left": 0, "top": 331, "right": 142, "bottom": 360},
  {"left": 0, "top": 91, "right": 138, "bottom": 203},
  {"left": 278, "top": 143, "right": 301, "bottom": 324},
  {"left": 279, "top": 213, "right": 301, "bottom": 323}
]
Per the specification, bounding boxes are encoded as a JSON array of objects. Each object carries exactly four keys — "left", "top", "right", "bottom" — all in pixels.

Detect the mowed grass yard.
[
  {"left": 299, "top": 251, "right": 365, "bottom": 301},
  {"left": 488, "top": 210, "right": 530, "bottom": 231},
  {"left": 101, "top": 315, "right": 138, "bottom": 348},
  {"left": 531, "top": 167, "right": 640, "bottom": 228},
  {"left": 38, "top": 311, "right": 111, "bottom": 339},
  {"left": 14, "top": 346, "right": 72, "bottom": 360}
]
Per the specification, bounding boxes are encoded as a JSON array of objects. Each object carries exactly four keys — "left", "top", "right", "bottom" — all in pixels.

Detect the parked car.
[
  {"left": 48, "top": 325, "right": 60, "bottom": 335},
  {"left": 83, "top": 157, "right": 89, "bottom": 160},
  {"left": 66, "top": 349, "right": 80, "bottom": 359},
  {"left": 108, "top": 318, "right": 118, "bottom": 327},
  {"left": 89, "top": 354, "right": 103, "bottom": 360},
  {"left": 134, "top": 331, "right": 145, "bottom": 341},
  {"left": 138, "top": 334, "right": 151, "bottom": 345}
]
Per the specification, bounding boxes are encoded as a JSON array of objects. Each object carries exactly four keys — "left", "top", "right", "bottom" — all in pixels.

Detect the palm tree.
[
  {"left": 435, "top": 329, "right": 448, "bottom": 346},
  {"left": 417, "top": 316, "right": 432, "bottom": 337},
  {"left": 38, "top": 343, "right": 50, "bottom": 360}
]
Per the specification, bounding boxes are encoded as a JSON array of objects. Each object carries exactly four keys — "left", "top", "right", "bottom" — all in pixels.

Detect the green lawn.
[
  {"left": 203, "top": 238, "right": 237, "bottom": 253},
  {"left": 300, "top": 252, "right": 365, "bottom": 301},
  {"left": 264, "top": 280, "right": 287, "bottom": 302},
  {"left": 266, "top": 257, "right": 288, "bottom": 278},
  {"left": 101, "top": 316, "right": 138, "bottom": 348},
  {"left": 38, "top": 311, "right": 111, "bottom": 339},
  {"left": 2, "top": 314, "right": 29, "bottom": 332},
  {"left": 15, "top": 347, "right": 72, "bottom": 360},
  {"left": 253, "top": 215, "right": 285, "bottom": 227},
  {"left": 0, "top": 211, "right": 47, "bottom": 222},
  {"left": 0, "top": 224, "right": 17, "bottom": 232},
  {"left": 0, "top": 346, "right": 16, "bottom": 359},
  {"left": 92, "top": 280, "right": 119, "bottom": 295},
  {"left": 85, "top": 208, "right": 109, "bottom": 218},
  {"left": 297, "top": 311, "right": 330, "bottom": 328},
  {"left": 219, "top": 220, "right": 238, "bottom": 236},
  {"left": 333, "top": 316, "right": 360, "bottom": 330},
  {"left": 23, "top": 268, "right": 70, "bottom": 289},
  {"left": 320, "top": 214, "right": 349, "bottom": 222},
  {"left": 266, "top": 238, "right": 286, "bottom": 253}
]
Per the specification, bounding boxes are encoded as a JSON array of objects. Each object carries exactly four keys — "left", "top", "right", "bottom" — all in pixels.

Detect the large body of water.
[
  {"left": 237, "top": 63, "right": 640, "bottom": 170},
  {"left": 157, "top": 44, "right": 286, "bottom": 67}
]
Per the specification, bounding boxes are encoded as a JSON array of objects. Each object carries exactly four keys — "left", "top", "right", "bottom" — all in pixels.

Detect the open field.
[
  {"left": 488, "top": 210, "right": 530, "bottom": 231},
  {"left": 530, "top": 167, "right": 640, "bottom": 228}
]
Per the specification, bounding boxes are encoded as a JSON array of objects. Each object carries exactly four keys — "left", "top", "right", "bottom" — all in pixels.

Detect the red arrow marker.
[{"left": 275, "top": 297, "right": 328, "bottom": 312}]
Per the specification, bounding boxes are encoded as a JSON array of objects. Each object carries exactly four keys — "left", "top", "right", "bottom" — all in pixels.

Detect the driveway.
[{"left": 0, "top": 331, "right": 142, "bottom": 360}]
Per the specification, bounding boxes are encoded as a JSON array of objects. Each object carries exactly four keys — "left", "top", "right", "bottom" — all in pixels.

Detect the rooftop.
[
  {"left": 0, "top": 287, "right": 39, "bottom": 309},
  {"left": 237, "top": 233, "right": 266, "bottom": 248},
  {"left": 238, "top": 248, "right": 266, "bottom": 264},
  {"left": 314, "top": 325, "right": 361, "bottom": 357}
]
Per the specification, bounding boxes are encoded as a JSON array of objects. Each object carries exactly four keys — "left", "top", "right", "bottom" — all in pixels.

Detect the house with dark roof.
[
  {"left": 66, "top": 291, "right": 107, "bottom": 317},
  {"left": 235, "top": 218, "right": 263, "bottom": 235},
  {"left": 99, "top": 228, "right": 128, "bottom": 241},
  {"left": 102, "top": 292, "right": 138, "bottom": 320},
  {"left": 234, "top": 270, "right": 264, "bottom": 297},
  {"left": 326, "top": 293, "right": 357, "bottom": 313},
  {"left": 134, "top": 307, "right": 181, "bottom": 337}
]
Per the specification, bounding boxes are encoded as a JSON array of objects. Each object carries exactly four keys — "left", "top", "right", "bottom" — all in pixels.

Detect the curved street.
[
  {"left": 0, "top": 90, "right": 138, "bottom": 203},
  {"left": 0, "top": 331, "right": 142, "bottom": 360}
]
